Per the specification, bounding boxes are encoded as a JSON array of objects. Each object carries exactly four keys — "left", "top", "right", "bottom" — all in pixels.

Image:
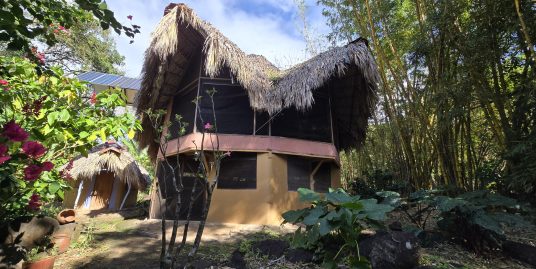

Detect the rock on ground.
[{"left": 360, "top": 230, "right": 420, "bottom": 269}]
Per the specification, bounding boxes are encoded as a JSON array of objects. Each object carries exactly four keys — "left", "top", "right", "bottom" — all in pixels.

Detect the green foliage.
[
  {"left": 320, "top": 0, "right": 536, "bottom": 194},
  {"left": 0, "top": 56, "right": 140, "bottom": 220},
  {"left": 43, "top": 15, "right": 125, "bottom": 75},
  {"left": 433, "top": 190, "right": 532, "bottom": 252},
  {"left": 282, "top": 188, "right": 394, "bottom": 268},
  {"left": 395, "top": 189, "right": 533, "bottom": 252},
  {"left": 0, "top": 0, "right": 140, "bottom": 52}
]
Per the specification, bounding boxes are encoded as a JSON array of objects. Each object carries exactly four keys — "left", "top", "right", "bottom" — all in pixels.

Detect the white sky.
[{"left": 106, "top": 0, "right": 331, "bottom": 78}]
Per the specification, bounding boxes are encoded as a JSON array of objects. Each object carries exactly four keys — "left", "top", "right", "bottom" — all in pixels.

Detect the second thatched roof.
[
  {"left": 65, "top": 142, "right": 150, "bottom": 190},
  {"left": 136, "top": 3, "right": 380, "bottom": 156}
]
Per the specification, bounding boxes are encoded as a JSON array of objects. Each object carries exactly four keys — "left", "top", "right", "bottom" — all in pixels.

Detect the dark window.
[
  {"left": 157, "top": 155, "right": 205, "bottom": 220},
  {"left": 287, "top": 156, "right": 311, "bottom": 191},
  {"left": 287, "top": 156, "right": 331, "bottom": 192},
  {"left": 198, "top": 80, "right": 254, "bottom": 135},
  {"left": 218, "top": 152, "right": 257, "bottom": 189},
  {"left": 313, "top": 162, "right": 331, "bottom": 193},
  {"left": 271, "top": 90, "right": 331, "bottom": 142},
  {"left": 169, "top": 87, "right": 197, "bottom": 139}
]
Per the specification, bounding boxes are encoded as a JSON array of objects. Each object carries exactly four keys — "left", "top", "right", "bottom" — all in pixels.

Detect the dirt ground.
[{"left": 55, "top": 212, "right": 298, "bottom": 269}]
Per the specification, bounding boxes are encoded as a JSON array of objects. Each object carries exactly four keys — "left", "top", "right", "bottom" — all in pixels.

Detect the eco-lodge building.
[{"left": 136, "top": 3, "right": 379, "bottom": 225}]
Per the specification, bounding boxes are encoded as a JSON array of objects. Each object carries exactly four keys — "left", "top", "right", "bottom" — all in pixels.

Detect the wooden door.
[{"left": 89, "top": 172, "right": 114, "bottom": 210}]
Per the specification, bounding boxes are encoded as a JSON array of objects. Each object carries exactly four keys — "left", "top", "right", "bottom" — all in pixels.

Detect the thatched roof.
[
  {"left": 65, "top": 142, "right": 150, "bottom": 190},
  {"left": 136, "top": 3, "right": 379, "bottom": 158}
]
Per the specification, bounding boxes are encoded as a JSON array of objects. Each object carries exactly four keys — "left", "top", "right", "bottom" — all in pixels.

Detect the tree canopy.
[{"left": 318, "top": 0, "right": 536, "bottom": 199}]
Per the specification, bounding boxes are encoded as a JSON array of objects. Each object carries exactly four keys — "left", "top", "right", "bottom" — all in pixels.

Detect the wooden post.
[
  {"left": 310, "top": 160, "right": 325, "bottom": 191},
  {"left": 73, "top": 180, "right": 84, "bottom": 209},
  {"left": 120, "top": 182, "right": 132, "bottom": 210}
]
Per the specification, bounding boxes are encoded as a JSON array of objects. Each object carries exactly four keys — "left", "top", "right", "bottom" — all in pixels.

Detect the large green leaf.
[
  {"left": 326, "top": 188, "right": 353, "bottom": 204},
  {"left": 303, "top": 206, "right": 325, "bottom": 225},
  {"left": 297, "top": 188, "right": 320, "bottom": 202},
  {"left": 282, "top": 208, "right": 308, "bottom": 223}
]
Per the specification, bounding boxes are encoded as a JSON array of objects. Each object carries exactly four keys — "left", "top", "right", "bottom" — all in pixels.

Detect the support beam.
[
  {"left": 120, "top": 182, "right": 132, "bottom": 210},
  {"left": 73, "top": 180, "right": 84, "bottom": 209},
  {"left": 310, "top": 160, "right": 325, "bottom": 191}
]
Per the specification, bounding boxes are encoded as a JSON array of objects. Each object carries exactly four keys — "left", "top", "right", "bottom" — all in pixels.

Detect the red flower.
[
  {"left": 58, "top": 25, "right": 65, "bottom": 31},
  {"left": 0, "top": 144, "right": 10, "bottom": 165},
  {"left": 90, "top": 91, "right": 97, "bottom": 104},
  {"left": 0, "top": 80, "right": 8, "bottom": 86},
  {"left": 22, "top": 141, "right": 47, "bottom": 158},
  {"left": 127, "top": 15, "right": 133, "bottom": 20},
  {"left": 24, "top": 164, "right": 43, "bottom": 181},
  {"left": 2, "top": 121, "right": 29, "bottom": 142},
  {"left": 204, "top": 122, "right": 213, "bottom": 130},
  {"left": 41, "top": 161, "right": 54, "bottom": 172},
  {"left": 28, "top": 194, "right": 41, "bottom": 210}
]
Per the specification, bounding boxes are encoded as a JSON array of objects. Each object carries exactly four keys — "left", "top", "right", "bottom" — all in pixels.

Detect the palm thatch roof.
[
  {"left": 65, "top": 142, "right": 150, "bottom": 190},
  {"left": 136, "top": 3, "right": 380, "bottom": 158}
]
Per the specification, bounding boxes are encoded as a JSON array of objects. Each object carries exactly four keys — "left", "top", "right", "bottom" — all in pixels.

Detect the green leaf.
[
  {"left": 58, "top": 109, "right": 70, "bottom": 122},
  {"left": 79, "top": 131, "right": 90, "bottom": 139},
  {"left": 303, "top": 206, "right": 325, "bottom": 225},
  {"left": 282, "top": 209, "right": 307, "bottom": 223},
  {"left": 319, "top": 217, "right": 332, "bottom": 236},
  {"left": 326, "top": 189, "right": 353, "bottom": 204},
  {"left": 49, "top": 182, "right": 61, "bottom": 194},
  {"left": 47, "top": 112, "right": 58, "bottom": 125},
  {"left": 297, "top": 188, "right": 320, "bottom": 202}
]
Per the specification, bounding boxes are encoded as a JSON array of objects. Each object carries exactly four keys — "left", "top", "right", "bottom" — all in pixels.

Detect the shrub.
[{"left": 282, "top": 188, "right": 394, "bottom": 269}]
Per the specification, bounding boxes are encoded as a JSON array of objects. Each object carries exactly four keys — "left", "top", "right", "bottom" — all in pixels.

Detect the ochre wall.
[{"left": 206, "top": 153, "right": 339, "bottom": 225}]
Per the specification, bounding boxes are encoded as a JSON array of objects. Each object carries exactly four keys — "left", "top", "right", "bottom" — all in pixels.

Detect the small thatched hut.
[
  {"left": 63, "top": 141, "right": 150, "bottom": 211},
  {"left": 136, "top": 3, "right": 380, "bottom": 224}
]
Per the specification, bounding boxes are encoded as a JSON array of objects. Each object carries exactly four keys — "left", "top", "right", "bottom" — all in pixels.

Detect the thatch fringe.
[{"left": 66, "top": 143, "right": 150, "bottom": 190}]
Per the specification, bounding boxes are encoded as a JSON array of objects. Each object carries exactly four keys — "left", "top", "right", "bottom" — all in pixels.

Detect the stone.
[
  {"left": 2, "top": 216, "right": 59, "bottom": 249},
  {"left": 360, "top": 230, "right": 420, "bottom": 269},
  {"left": 250, "top": 239, "right": 289, "bottom": 259},
  {"left": 502, "top": 240, "right": 536, "bottom": 267},
  {"left": 285, "top": 248, "right": 314, "bottom": 263},
  {"left": 228, "top": 249, "right": 246, "bottom": 269}
]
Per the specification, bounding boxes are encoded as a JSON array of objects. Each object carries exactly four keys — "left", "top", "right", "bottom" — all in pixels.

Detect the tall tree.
[
  {"left": 43, "top": 16, "right": 125, "bottom": 75},
  {"left": 319, "top": 0, "right": 536, "bottom": 195}
]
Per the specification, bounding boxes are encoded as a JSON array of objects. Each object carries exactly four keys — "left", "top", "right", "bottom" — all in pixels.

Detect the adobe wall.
[{"left": 206, "top": 152, "right": 339, "bottom": 225}]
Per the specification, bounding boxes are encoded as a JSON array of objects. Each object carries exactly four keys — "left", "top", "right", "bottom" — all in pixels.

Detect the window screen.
[
  {"left": 271, "top": 90, "right": 331, "bottom": 142},
  {"left": 157, "top": 155, "right": 205, "bottom": 220},
  {"left": 218, "top": 152, "right": 257, "bottom": 189},
  {"left": 287, "top": 156, "right": 311, "bottom": 191},
  {"left": 313, "top": 162, "right": 331, "bottom": 193},
  {"left": 198, "top": 80, "right": 254, "bottom": 135},
  {"left": 287, "top": 156, "right": 332, "bottom": 192}
]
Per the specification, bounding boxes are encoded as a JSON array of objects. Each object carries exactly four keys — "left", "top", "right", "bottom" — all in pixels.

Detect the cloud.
[{"left": 108, "top": 0, "right": 330, "bottom": 77}]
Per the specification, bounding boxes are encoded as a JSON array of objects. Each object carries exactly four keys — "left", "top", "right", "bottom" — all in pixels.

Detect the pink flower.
[
  {"left": 0, "top": 80, "right": 8, "bottom": 86},
  {"left": 41, "top": 161, "right": 54, "bottom": 172},
  {"left": 22, "top": 141, "right": 47, "bottom": 158},
  {"left": 0, "top": 144, "right": 10, "bottom": 165},
  {"left": 90, "top": 91, "right": 97, "bottom": 104},
  {"left": 28, "top": 194, "right": 41, "bottom": 210},
  {"left": 37, "top": 53, "right": 45, "bottom": 65},
  {"left": 127, "top": 15, "right": 133, "bottom": 20},
  {"left": 2, "top": 121, "right": 29, "bottom": 142},
  {"left": 58, "top": 25, "right": 65, "bottom": 31},
  {"left": 24, "top": 164, "right": 43, "bottom": 181},
  {"left": 204, "top": 122, "right": 213, "bottom": 130},
  {"left": 224, "top": 151, "right": 231, "bottom": 157}
]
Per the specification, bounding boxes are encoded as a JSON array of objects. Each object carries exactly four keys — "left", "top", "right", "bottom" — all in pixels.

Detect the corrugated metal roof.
[{"left": 77, "top": 71, "right": 141, "bottom": 90}]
